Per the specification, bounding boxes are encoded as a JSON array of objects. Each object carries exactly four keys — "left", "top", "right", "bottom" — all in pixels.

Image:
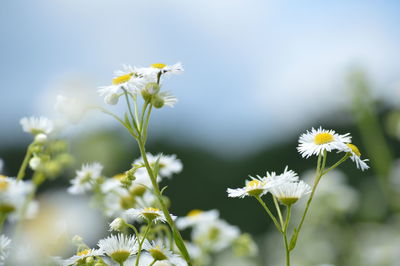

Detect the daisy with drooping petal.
[
  {"left": 143, "top": 240, "right": 186, "bottom": 266},
  {"left": 343, "top": 143, "right": 370, "bottom": 171},
  {"left": 62, "top": 249, "right": 103, "bottom": 266},
  {"left": 20, "top": 116, "right": 54, "bottom": 135},
  {"left": 67, "top": 162, "right": 103, "bottom": 195},
  {"left": 0, "top": 235, "right": 11, "bottom": 265},
  {"left": 125, "top": 207, "right": 174, "bottom": 224},
  {"left": 269, "top": 180, "right": 312, "bottom": 205},
  {"left": 263, "top": 166, "right": 299, "bottom": 184},
  {"left": 97, "top": 234, "right": 138, "bottom": 265},
  {"left": 176, "top": 209, "right": 219, "bottom": 230},
  {"left": 297, "top": 127, "right": 351, "bottom": 158}
]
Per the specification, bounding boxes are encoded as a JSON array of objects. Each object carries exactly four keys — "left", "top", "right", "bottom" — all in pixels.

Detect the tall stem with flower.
[
  {"left": 96, "top": 63, "right": 191, "bottom": 264},
  {"left": 227, "top": 127, "right": 369, "bottom": 265}
]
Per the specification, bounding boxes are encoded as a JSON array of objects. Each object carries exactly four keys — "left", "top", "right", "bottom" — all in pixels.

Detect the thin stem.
[
  {"left": 255, "top": 196, "right": 282, "bottom": 233},
  {"left": 126, "top": 223, "right": 140, "bottom": 238},
  {"left": 133, "top": 95, "right": 141, "bottom": 130},
  {"left": 93, "top": 106, "right": 138, "bottom": 138},
  {"left": 137, "top": 140, "right": 191, "bottom": 264},
  {"left": 135, "top": 223, "right": 151, "bottom": 266},
  {"left": 282, "top": 205, "right": 292, "bottom": 266},
  {"left": 322, "top": 153, "right": 350, "bottom": 175},
  {"left": 16, "top": 143, "right": 34, "bottom": 182},
  {"left": 123, "top": 89, "right": 139, "bottom": 133},
  {"left": 139, "top": 102, "right": 149, "bottom": 134},
  {"left": 273, "top": 196, "right": 284, "bottom": 227},
  {"left": 142, "top": 105, "right": 153, "bottom": 142},
  {"left": 149, "top": 259, "right": 157, "bottom": 266}
]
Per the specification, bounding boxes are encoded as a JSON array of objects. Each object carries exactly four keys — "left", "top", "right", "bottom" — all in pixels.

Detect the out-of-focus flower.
[
  {"left": 297, "top": 127, "right": 351, "bottom": 158},
  {"left": 62, "top": 249, "right": 103, "bottom": 266},
  {"left": 133, "top": 153, "right": 183, "bottom": 179},
  {"left": 68, "top": 162, "right": 103, "bottom": 195},
  {"left": 109, "top": 217, "right": 127, "bottom": 232},
  {"left": 20, "top": 116, "right": 54, "bottom": 135},
  {"left": 54, "top": 95, "right": 88, "bottom": 123},
  {"left": 176, "top": 209, "right": 219, "bottom": 230},
  {"left": 0, "top": 235, "right": 11, "bottom": 265}
]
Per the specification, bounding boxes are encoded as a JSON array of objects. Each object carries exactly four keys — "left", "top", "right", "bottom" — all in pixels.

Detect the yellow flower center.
[
  {"left": 110, "top": 250, "right": 130, "bottom": 264},
  {"left": 246, "top": 180, "right": 261, "bottom": 189},
  {"left": 112, "top": 73, "right": 133, "bottom": 85},
  {"left": 77, "top": 249, "right": 90, "bottom": 256},
  {"left": 0, "top": 178, "right": 9, "bottom": 191},
  {"left": 113, "top": 173, "right": 125, "bottom": 180},
  {"left": 347, "top": 143, "right": 361, "bottom": 157},
  {"left": 187, "top": 209, "right": 203, "bottom": 217},
  {"left": 151, "top": 63, "right": 166, "bottom": 69},
  {"left": 144, "top": 207, "right": 159, "bottom": 212},
  {"left": 314, "top": 132, "right": 334, "bottom": 145}
]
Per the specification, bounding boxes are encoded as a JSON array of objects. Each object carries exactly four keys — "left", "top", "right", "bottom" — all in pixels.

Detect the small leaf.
[
  {"left": 160, "top": 186, "right": 168, "bottom": 195},
  {"left": 289, "top": 228, "right": 298, "bottom": 251}
]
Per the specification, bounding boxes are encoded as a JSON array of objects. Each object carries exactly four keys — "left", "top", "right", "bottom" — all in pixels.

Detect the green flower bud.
[{"left": 151, "top": 95, "right": 165, "bottom": 109}]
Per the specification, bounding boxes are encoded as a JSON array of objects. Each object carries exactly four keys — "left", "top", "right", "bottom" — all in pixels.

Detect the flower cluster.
[{"left": 227, "top": 127, "right": 369, "bottom": 265}]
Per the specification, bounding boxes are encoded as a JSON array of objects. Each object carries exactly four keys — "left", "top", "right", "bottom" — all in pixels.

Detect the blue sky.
[{"left": 1, "top": 0, "right": 400, "bottom": 155}]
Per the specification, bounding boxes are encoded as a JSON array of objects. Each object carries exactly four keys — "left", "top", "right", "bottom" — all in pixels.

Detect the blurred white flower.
[
  {"left": 0, "top": 235, "right": 11, "bottom": 265},
  {"left": 297, "top": 127, "right": 351, "bottom": 158},
  {"left": 125, "top": 207, "right": 173, "bottom": 224},
  {"left": 176, "top": 209, "right": 219, "bottom": 230},
  {"left": 143, "top": 239, "right": 186, "bottom": 266},
  {"left": 133, "top": 153, "right": 183, "bottom": 180},
  {"left": 68, "top": 162, "right": 103, "bottom": 195},
  {"left": 62, "top": 249, "right": 103, "bottom": 266},
  {"left": 54, "top": 95, "right": 87, "bottom": 123},
  {"left": 20, "top": 116, "right": 54, "bottom": 135}
]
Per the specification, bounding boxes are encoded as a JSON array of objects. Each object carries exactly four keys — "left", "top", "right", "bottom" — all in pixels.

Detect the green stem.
[
  {"left": 322, "top": 153, "right": 350, "bottom": 175},
  {"left": 0, "top": 213, "right": 7, "bottom": 233},
  {"left": 255, "top": 196, "right": 282, "bottom": 233},
  {"left": 135, "top": 223, "right": 151, "bottom": 266},
  {"left": 139, "top": 102, "right": 149, "bottom": 134},
  {"left": 282, "top": 205, "right": 292, "bottom": 266},
  {"left": 142, "top": 105, "right": 153, "bottom": 142},
  {"left": 16, "top": 143, "right": 34, "bottom": 182},
  {"left": 123, "top": 89, "right": 139, "bottom": 133},
  {"left": 126, "top": 223, "right": 140, "bottom": 238},
  {"left": 94, "top": 106, "right": 138, "bottom": 138},
  {"left": 137, "top": 140, "right": 192, "bottom": 264},
  {"left": 149, "top": 259, "right": 157, "bottom": 266},
  {"left": 273, "top": 196, "right": 284, "bottom": 227}
]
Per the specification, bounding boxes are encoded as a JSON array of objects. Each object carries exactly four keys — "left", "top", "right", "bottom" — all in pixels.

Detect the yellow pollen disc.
[
  {"left": 0, "top": 180, "right": 9, "bottom": 191},
  {"left": 314, "top": 132, "right": 334, "bottom": 145},
  {"left": 187, "top": 209, "right": 203, "bottom": 217},
  {"left": 77, "top": 249, "right": 90, "bottom": 256},
  {"left": 347, "top": 143, "right": 361, "bottom": 157},
  {"left": 144, "top": 207, "right": 160, "bottom": 213},
  {"left": 151, "top": 63, "right": 166, "bottom": 69},
  {"left": 113, "top": 173, "right": 125, "bottom": 180},
  {"left": 112, "top": 73, "right": 133, "bottom": 85},
  {"left": 246, "top": 180, "right": 261, "bottom": 189}
]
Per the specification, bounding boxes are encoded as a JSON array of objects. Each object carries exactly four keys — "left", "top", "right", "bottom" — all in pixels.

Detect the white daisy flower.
[
  {"left": 158, "top": 92, "right": 178, "bottom": 108},
  {"left": 297, "top": 127, "right": 351, "bottom": 158},
  {"left": 97, "top": 233, "right": 138, "bottom": 265},
  {"left": 20, "top": 116, "right": 54, "bottom": 135},
  {"left": 137, "top": 63, "right": 183, "bottom": 82},
  {"left": 125, "top": 207, "right": 174, "bottom": 223},
  {"left": 176, "top": 209, "right": 219, "bottom": 230},
  {"left": 143, "top": 240, "right": 186, "bottom": 266},
  {"left": 98, "top": 65, "right": 145, "bottom": 105},
  {"left": 133, "top": 153, "right": 183, "bottom": 179},
  {"left": 263, "top": 166, "right": 300, "bottom": 184},
  {"left": 227, "top": 176, "right": 275, "bottom": 198},
  {"left": 62, "top": 249, "right": 103, "bottom": 266},
  {"left": 192, "top": 219, "right": 240, "bottom": 253},
  {"left": 67, "top": 162, "right": 103, "bottom": 195},
  {"left": 0, "top": 235, "right": 11, "bottom": 265},
  {"left": 269, "top": 180, "right": 312, "bottom": 205},
  {"left": 344, "top": 143, "right": 370, "bottom": 171},
  {"left": 0, "top": 176, "right": 36, "bottom": 220}
]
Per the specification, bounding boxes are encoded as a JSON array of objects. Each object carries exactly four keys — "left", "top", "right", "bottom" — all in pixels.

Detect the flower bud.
[
  {"left": 29, "top": 157, "right": 41, "bottom": 170},
  {"left": 105, "top": 93, "right": 119, "bottom": 105},
  {"left": 34, "top": 133, "right": 47, "bottom": 144},
  {"left": 151, "top": 95, "right": 165, "bottom": 109},
  {"left": 120, "top": 176, "right": 132, "bottom": 187},
  {"left": 109, "top": 217, "right": 127, "bottom": 232}
]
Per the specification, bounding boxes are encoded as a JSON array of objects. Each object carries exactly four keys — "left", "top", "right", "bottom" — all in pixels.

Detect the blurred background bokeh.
[{"left": 1, "top": 0, "right": 400, "bottom": 265}]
